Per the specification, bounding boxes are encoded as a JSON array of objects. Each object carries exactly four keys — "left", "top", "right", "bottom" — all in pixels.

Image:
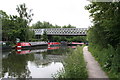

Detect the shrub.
[{"left": 54, "top": 46, "right": 88, "bottom": 80}]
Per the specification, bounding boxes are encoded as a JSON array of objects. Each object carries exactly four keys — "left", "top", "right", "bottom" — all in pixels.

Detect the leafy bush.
[{"left": 54, "top": 46, "right": 88, "bottom": 80}]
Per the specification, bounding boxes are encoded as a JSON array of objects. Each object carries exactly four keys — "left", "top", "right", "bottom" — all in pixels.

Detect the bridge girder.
[{"left": 32, "top": 28, "right": 88, "bottom": 36}]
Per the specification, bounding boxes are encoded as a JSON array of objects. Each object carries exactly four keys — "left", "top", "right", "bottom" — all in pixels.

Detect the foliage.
[
  {"left": 85, "top": 2, "right": 120, "bottom": 47},
  {"left": 1, "top": 3, "right": 34, "bottom": 43},
  {"left": 16, "top": 3, "right": 34, "bottom": 25},
  {"left": 32, "top": 21, "right": 61, "bottom": 28},
  {"left": 16, "top": 3, "right": 34, "bottom": 41},
  {"left": 51, "top": 36, "right": 87, "bottom": 42},
  {"left": 62, "top": 24, "right": 76, "bottom": 28},
  {"left": 54, "top": 46, "right": 88, "bottom": 79},
  {"left": 86, "top": 2, "right": 120, "bottom": 78},
  {"left": 32, "top": 21, "right": 76, "bottom": 29}
]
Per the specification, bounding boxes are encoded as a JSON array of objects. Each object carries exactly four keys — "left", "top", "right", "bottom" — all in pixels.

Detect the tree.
[
  {"left": 16, "top": 3, "right": 34, "bottom": 41},
  {"left": 1, "top": 3, "right": 34, "bottom": 42},
  {"left": 1, "top": 10, "right": 10, "bottom": 41},
  {"left": 16, "top": 3, "right": 33, "bottom": 25},
  {"left": 85, "top": 2, "right": 120, "bottom": 47}
]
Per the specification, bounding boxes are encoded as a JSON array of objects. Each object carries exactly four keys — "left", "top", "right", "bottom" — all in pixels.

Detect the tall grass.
[
  {"left": 54, "top": 46, "right": 88, "bottom": 80},
  {"left": 88, "top": 44, "right": 120, "bottom": 79}
]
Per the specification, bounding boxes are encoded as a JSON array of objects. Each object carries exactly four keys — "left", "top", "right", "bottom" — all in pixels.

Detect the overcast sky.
[{"left": 0, "top": 0, "right": 91, "bottom": 28}]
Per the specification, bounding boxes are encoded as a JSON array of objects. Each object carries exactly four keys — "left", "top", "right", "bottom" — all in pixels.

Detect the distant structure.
[{"left": 32, "top": 28, "right": 88, "bottom": 36}]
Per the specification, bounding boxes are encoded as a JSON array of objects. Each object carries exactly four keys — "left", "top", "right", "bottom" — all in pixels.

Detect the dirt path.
[{"left": 83, "top": 46, "right": 108, "bottom": 78}]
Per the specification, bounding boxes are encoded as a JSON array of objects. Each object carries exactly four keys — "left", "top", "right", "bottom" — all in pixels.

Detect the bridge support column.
[
  {"left": 48, "top": 35, "right": 53, "bottom": 42},
  {"left": 35, "top": 35, "right": 41, "bottom": 40}
]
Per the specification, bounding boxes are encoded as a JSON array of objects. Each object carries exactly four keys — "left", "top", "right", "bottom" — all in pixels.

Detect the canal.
[{"left": 2, "top": 46, "right": 76, "bottom": 78}]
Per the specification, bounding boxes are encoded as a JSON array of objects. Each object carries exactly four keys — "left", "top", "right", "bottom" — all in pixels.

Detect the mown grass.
[
  {"left": 54, "top": 46, "right": 88, "bottom": 80},
  {"left": 88, "top": 44, "right": 120, "bottom": 80}
]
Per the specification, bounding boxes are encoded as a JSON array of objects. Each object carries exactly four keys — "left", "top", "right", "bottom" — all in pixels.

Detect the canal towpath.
[{"left": 83, "top": 46, "right": 108, "bottom": 78}]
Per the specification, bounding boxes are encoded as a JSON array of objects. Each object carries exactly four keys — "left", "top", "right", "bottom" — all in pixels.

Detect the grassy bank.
[
  {"left": 88, "top": 45, "right": 120, "bottom": 79},
  {"left": 54, "top": 46, "right": 88, "bottom": 80}
]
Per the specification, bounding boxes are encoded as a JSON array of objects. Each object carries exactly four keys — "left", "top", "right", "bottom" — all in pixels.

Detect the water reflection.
[
  {"left": 2, "top": 46, "right": 74, "bottom": 78},
  {"left": 2, "top": 51, "right": 34, "bottom": 78},
  {"left": 28, "top": 62, "right": 63, "bottom": 78}
]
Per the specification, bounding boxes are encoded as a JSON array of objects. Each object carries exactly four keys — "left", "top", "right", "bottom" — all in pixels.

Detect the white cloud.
[{"left": 0, "top": 0, "right": 91, "bottom": 28}]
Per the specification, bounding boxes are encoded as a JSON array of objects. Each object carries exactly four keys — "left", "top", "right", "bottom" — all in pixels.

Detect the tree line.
[
  {"left": 86, "top": 2, "right": 120, "bottom": 78},
  {"left": 32, "top": 21, "right": 76, "bottom": 28}
]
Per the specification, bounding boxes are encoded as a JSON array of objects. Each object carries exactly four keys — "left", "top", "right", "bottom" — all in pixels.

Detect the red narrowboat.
[{"left": 16, "top": 42, "right": 31, "bottom": 49}]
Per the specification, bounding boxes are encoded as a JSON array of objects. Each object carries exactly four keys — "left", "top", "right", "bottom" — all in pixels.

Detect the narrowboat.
[
  {"left": 67, "top": 42, "right": 84, "bottom": 46},
  {"left": 48, "top": 42, "right": 61, "bottom": 47},
  {"left": 16, "top": 42, "right": 48, "bottom": 49}
]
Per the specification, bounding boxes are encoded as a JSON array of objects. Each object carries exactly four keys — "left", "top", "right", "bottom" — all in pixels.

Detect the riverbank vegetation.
[
  {"left": 54, "top": 46, "right": 88, "bottom": 80},
  {"left": 86, "top": 2, "right": 120, "bottom": 79}
]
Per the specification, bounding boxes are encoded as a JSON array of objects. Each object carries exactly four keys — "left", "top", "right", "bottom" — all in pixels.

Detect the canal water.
[{"left": 2, "top": 46, "right": 76, "bottom": 78}]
